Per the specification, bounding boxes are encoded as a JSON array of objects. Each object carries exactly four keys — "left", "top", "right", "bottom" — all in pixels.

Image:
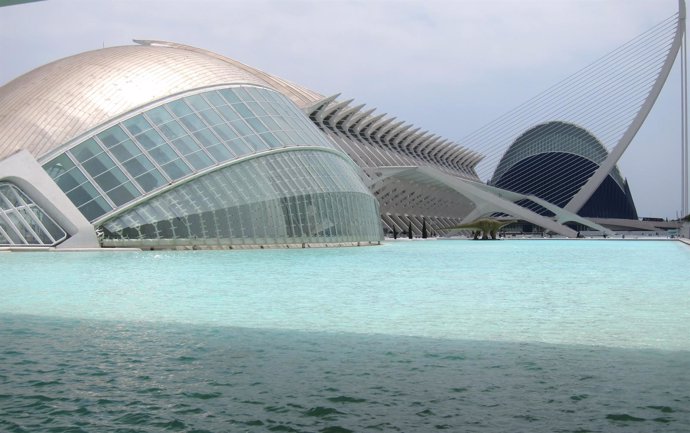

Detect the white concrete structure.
[
  {"left": 0, "top": 41, "right": 382, "bottom": 249},
  {"left": 0, "top": 150, "right": 98, "bottom": 248}
]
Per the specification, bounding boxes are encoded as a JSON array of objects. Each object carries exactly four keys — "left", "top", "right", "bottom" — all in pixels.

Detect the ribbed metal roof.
[
  {"left": 0, "top": 41, "right": 322, "bottom": 161},
  {"left": 136, "top": 40, "right": 325, "bottom": 107}
]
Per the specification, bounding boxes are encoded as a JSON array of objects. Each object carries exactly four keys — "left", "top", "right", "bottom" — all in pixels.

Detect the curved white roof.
[{"left": 0, "top": 41, "right": 323, "bottom": 161}]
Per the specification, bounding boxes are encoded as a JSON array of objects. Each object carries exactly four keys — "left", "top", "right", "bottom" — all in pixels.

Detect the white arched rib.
[{"left": 566, "top": 1, "right": 686, "bottom": 213}]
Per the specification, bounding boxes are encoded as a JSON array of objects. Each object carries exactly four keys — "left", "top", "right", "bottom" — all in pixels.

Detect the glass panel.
[
  {"left": 161, "top": 160, "right": 191, "bottom": 180},
  {"left": 233, "top": 102, "right": 253, "bottom": 119},
  {"left": 110, "top": 139, "right": 141, "bottom": 163},
  {"left": 97, "top": 125, "right": 128, "bottom": 148},
  {"left": 234, "top": 87, "right": 253, "bottom": 102},
  {"left": 0, "top": 190, "right": 13, "bottom": 210},
  {"left": 17, "top": 207, "right": 52, "bottom": 244},
  {"left": 123, "top": 115, "right": 153, "bottom": 135},
  {"left": 0, "top": 216, "right": 23, "bottom": 243},
  {"left": 206, "top": 144, "right": 233, "bottom": 162},
  {"left": 146, "top": 106, "right": 174, "bottom": 125},
  {"left": 261, "top": 116, "right": 282, "bottom": 131},
  {"left": 198, "top": 109, "right": 223, "bottom": 127},
  {"left": 246, "top": 117, "right": 269, "bottom": 133},
  {"left": 0, "top": 227, "right": 10, "bottom": 245},
  {"left": 135, "top": 170, "right": 166, "bottom": 192},
  {"left": 72, "top": 139, "right": 103, "bottom": 163},
  {"left": 185, "top": 94, "right": 211, "bottom": 112},
  {"left": 245, "top": 134, "right": 269, "bottom": 151},
  {"left": 206, "top": 91, "right": 227, "bottom": 107},
  {"left": 55, "top": 168, "right": 88, "bottom": 192},
  {"left": 94, "top": 167, "right": 129, "bottom": 192},
  {"left": 1, "top": 187, "right": 21, "bottom": 207},
  {"left": 107, "top": 181, "right": 139, "bottom": 206},
  {"left": 67, "top": 183, "right": 101, "bottom": 208},
  {"left": 193, "top": 129, "right": 221, "bottom": 147},
  {"left": 282, "top": 115, "right": 303, "bottom": 132},
  {"left": 179, "top": 113, "right": 206, "bottom": 132},
  {"left": 216, "top": 105, "right": 240, "bottom": 122},
  {"left": 157, "top": 219, "right": 174, "bottom": 238},
  {"left": 159, "top": 121, "right": 187, "bottom": 141},
  {"left": 149, "top": 144, "right": 179, "bottom": 165},
  {"left": 172, "top": 136, "right": 201, "bottom": 155},
  {"left": 44, "top": 154, "right": 76, "bottom": 179},
  {"left": 82, "top": 153, "right": 116, "bottom": 178},
  {"left": 260, "top": 101, "right": 280, "bottom": 116},
  {"left": 185, "top": 151, "right": 213, "bottom": 170},
  {"left": 79, "top": 196, "right": 111, "bottom": 221},
  {"left": 219, "top": 88, "right": 241, "bottom": 104},
  {"left": 251, "top": 87, "right": 269, "bottom": 102},
  {"left": 213, "top": 124, "right": 238, "bottom": 141},
  {"left": 226, "top": 139, "right": 252, "bottom": 157},
  {"left": 260, "top": 132, "right": 282, "bottom": 149},
  {"left": 0, "top": 224, "right": 14, "bottom": 245},
  {"left": 273, "top": 130, "right": 295, "bottom": 146},
  {"left": 172, "top": 215, "right": 190, "bottom": 238},
  {"left": 230, "top": 119, "right": 252, "bottom": 137},
  {"left": 0, "top": 183, "right": 16, "bottom": 204},
  {"left": 167, "top": 100, "right": 193, "bottom": 117},
  {"left": 123, "top": 155, "right": 155, "bottom": 177},
  {"left": 8, "top": 212, "right": 38, "bottom": 244},
  {"left": 247, "top": 101, "right": 268, "bottom": 117},
  {"left": 285, "top": 130, "right": 304, "bottom": 146},
  {"left": 263, "top": 89, "right": 283, "bottom": 105},
  {"left": 136, "top": 129, "right": 166, "bottom": 150},
  {"left": 36, "top": 209, "right": 66, "bottom": 242},
  {"left": 271, "top": 114, "right": 292, "bottom": 131}
]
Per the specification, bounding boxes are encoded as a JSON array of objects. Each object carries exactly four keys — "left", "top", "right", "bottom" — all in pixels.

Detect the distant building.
[{"left": 492, "top": 121, "right": 638, "bottom": 220}]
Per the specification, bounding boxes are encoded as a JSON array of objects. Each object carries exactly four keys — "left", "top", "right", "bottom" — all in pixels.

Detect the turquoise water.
[
  {"left": 1, "top": 240, "right": 689, "bottom": 432},
  {"left": 2, "top": 240, "right": 689, "bottom": 350}
]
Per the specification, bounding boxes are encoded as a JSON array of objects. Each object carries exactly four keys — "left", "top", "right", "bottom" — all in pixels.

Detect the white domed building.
[{"left": 0, "top": 41, "right": 385, "bottom": 249}]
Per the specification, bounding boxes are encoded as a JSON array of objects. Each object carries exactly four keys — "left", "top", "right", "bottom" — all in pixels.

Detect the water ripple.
[{"left": 0, "top": 314, "right": 688, "bottom": 432}]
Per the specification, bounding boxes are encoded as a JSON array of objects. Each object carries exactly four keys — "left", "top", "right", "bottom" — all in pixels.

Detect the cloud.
[{"left": 1, "top": 0, "right": 675, "bottom": 86}]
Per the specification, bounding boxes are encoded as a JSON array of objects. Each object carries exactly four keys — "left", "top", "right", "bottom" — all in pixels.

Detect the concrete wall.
[{"left": 0, "top": 150, "right": 99, "bottom": 248}]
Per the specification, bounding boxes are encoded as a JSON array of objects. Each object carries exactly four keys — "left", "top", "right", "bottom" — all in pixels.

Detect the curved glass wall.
[
  {"left": 492, "top": 122, "right": 625, "bottom": 189},
  {"left": 0, "top": 181, "right": 67, "bottom": 246},
  {"left": 491, "top": 121, "right": 637, "bottom": 219},
  {"left": 42, "top": 85, "right": 338, "bottom": 222},
  {"left": 100, "top": 150, "right": 382, "bottom": 247}
]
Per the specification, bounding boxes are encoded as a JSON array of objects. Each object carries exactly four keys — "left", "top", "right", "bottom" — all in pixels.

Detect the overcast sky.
[{"left": 0, "top": 0, "right": 685, "bottom": 218}]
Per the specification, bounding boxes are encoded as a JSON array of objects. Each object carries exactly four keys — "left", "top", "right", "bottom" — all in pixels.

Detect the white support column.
[
  {"left": 682, "top": 22, "right": 689, "bottom": 216},
  {"left": 0, "top": 150, "right": 99, "bottom": 248},
  {"left": 566, "top": 0, "right": 686, "bottom": 214}
]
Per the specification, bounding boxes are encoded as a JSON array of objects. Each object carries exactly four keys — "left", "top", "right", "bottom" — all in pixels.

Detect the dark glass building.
[{"left": 491, "top": 121, "right": 638, "bottom": 220}]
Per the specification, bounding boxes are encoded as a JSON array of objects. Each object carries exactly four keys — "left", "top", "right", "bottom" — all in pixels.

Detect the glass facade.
[
  {"left": 41, "top": 84, "right": 382, "bottom": 247},
  {"left": 491, "top": 121, "right": 637, "bottom": 219},
  {"left": 43, "top": 85, "right": 338, "bottom": 223},
  {"left": 0, "top": 182, "right": 67, "bottom": 246},
  {"left": 492, "top": 122, "right": 623, "bottom": 189},
  {"left": 101, "top": 150, "right": 381, "bottom": 247}
]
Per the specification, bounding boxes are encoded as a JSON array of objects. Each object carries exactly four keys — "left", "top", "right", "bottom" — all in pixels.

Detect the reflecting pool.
[{"left": 1, "top": 240, "right": 689, "bottom": 432}]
